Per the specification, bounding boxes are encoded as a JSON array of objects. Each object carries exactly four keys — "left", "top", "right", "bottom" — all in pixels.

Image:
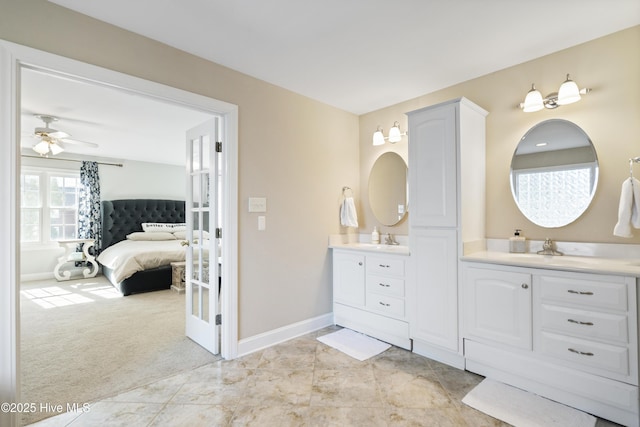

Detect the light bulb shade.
[
  {"left": 388, "top": 123, "right": 402, "bottom": 143},
  {"left": 49, "top": 142, "right": 64, "bottom": 155},
  {"left": 523, "top": 84, "right": 544, "bottom": 112},
  {"left": 557, "top": 75, "right": 581, "bottom": 105},
  {"left": 373, "top": 129, "right": 385, "bottom": 146},
  {"left": 33, "top": 140, "right": 50, "bottom": 155}
]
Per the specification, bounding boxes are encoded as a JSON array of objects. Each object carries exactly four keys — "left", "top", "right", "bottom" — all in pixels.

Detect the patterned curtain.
[{"left": 78, "top": 161, "right": 102, "bottom": 252}]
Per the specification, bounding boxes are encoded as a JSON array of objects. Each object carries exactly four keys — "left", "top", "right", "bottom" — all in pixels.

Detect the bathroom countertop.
[
  {"left": 330, "top": 242, "right": 410, "bottom": 256},
  {"left": 461, "top": 250, "right": 640, "bottom": 277}
]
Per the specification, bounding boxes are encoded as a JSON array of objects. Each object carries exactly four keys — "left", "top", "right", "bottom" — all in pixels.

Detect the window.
[
  {"left": 513, "top": 163, "right": 595, "bottom": 228},
  {"left": 20, "top": 168, "right": 81, "bottom": 244}
]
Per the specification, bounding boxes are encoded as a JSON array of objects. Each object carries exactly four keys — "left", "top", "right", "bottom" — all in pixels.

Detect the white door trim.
[{"left": 0, "top": 39, "right": 239, "bottom": 427}]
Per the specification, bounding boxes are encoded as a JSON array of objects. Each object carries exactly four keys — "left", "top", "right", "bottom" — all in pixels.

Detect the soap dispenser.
[
  {"left": 371, "top": 226, "right": 380, "bottom": 244},
  {"left": 509, "top": 229, "right": 526, "bottom": 253}
]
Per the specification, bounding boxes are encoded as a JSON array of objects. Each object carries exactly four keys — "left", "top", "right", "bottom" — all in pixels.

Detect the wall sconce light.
[
  {"left": 520, "top": 74, "right": 591, "bottom": 112},
  {"left": 372, "top": 121, "right": 407, "bottom": 145}
]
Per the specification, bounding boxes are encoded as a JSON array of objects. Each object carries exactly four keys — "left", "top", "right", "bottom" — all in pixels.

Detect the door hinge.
[
  {"left": 215, "top": 314, "right": 222, "bottom": 325},
  {"left": 215, "top": 141, "right": 222, "bottom": 153},
  {"left": 215, "top": 228, "right": 222, "bottom": 239}
]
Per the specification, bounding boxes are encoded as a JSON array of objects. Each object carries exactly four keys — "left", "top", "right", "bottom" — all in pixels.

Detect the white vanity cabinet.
[
  {"left": 332, "top": 248, "right": 411, "bottom": 350},
  {"left": 333, "top": 252, "right": 365, "bottom": 307},
  {"left": 463, "top": 265, "right": 532, "bottom": 350},
  {"left": 407, "top": 97, "right": 487, "bottom": 368},
  {"left": 462, "top": 260, "right": 640, "bottom": 427}
]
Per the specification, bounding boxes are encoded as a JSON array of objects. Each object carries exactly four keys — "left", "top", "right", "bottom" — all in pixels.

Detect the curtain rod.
[{"left": 21, "top": 155, "right": 123, "bottom": 167}]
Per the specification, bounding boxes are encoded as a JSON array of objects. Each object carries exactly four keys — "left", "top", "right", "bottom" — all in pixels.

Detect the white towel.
[
  {"left": 340, "top": 197, "right": 359, "bottom": 228},
  {"left": 613, "top": 177, "right": 640, "bottom": 237}
]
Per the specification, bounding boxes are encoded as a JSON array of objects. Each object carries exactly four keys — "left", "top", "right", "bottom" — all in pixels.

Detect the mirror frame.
[{"left": 510, "top": 119, "right": 599, "bottom": 228}]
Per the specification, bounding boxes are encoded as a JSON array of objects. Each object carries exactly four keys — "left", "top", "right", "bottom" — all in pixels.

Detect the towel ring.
[
  {"left": 630, "top": 157, "right": 640, "bottom": 179},
  {"left": 342, "top": 186, "right": 353, "bottom": 197}
]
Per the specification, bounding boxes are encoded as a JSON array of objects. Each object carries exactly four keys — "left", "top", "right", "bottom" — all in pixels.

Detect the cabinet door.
[
  {"left": 408, "top": 103, "right": 457, "bottom": 228},
  {"left": 463, "top": 265, "right": 532, "bottom": 350},
  {"left": 333, "top": 252, "right": 365, "bottom": 307},
  {"left": 410, "top": 229, "right": 458, "bottom": 351}
]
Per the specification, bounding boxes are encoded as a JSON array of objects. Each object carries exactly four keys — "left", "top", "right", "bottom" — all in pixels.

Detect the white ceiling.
[
  {"left": 20, "top": 69, "right": 212, "bottom": 166},
  {"left": 49, "top": 0, "right": 640, "bottom": 115},
  {"left": 21, "top": 1, "right": 640, "bottom": 164}
]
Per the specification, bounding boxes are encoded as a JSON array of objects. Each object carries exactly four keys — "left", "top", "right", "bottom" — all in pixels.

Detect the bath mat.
[
  {"left": 462, "top": 378, "right": 596, "bottom": 427},
  {"left": 317, "top": 328, "right": 390, "bottom": 361}
]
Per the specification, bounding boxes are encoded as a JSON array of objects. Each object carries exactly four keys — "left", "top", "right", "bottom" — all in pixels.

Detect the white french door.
[{"left": 185, "top": 118, "right": 221, "bottom": 354}]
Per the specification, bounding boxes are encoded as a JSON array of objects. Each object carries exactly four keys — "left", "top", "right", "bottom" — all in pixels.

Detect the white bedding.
[{"left": 97, "top": 239, "right": 187, "bottom": 283}]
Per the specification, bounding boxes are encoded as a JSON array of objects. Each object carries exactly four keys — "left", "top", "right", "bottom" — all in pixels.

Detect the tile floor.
[{"left": 30, "top": 326, "right": 620, "bottom": 427}]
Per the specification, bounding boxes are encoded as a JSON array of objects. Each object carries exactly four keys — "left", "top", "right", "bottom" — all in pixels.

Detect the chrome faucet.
[
  {"left": 537, "top": 238, "right": 563, "bottom": 256},
  {"left": 385, "top": 233, "right": 399, "bottom": 245}
]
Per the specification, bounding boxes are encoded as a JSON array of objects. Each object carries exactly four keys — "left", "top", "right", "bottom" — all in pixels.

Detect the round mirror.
[
  {"left": 369, "top": 152, "right": 408, "bottom": 226},
  {"left": 510, "top": 119, "right": 598, "bottom": 228}
]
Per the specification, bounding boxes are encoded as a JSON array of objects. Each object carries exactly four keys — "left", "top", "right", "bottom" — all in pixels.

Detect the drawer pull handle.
[
  {"left": 567, "top": 290, "right": 594, "bottom": 295},
  {"left": 568, "top": 348, "right": 594, "bottom": 356},
  {"left": 379, "top": 302, "right": 390, "bottom": 307},
  {"left": 379, "top": 264, "right": 390, "bottom": 268},
  {"left": 567, "top": 319, "right": 594, "bottom": 326},
  {"left": 379, "top": 283, "right": 390, "bottom": 287},
  {"left": 521, "top": 283, "right": 529, "bottom": 289}
]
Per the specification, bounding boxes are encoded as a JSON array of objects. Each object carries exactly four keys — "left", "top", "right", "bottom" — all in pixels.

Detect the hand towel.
[
  {"left": 613, "top": 177, "right": 640, "bottom": 237},
  {"left": 340, "top": 197, "right": 359, "bottom": 228}
]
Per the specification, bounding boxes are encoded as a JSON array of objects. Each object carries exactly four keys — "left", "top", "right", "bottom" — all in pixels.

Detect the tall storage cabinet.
[{"left": 407, "top": 98, "right": 487, "bottom": 368}]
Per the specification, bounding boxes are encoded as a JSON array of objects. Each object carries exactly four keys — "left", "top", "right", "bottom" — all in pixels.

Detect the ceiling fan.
[{"left": 28, "top": 114, "right": 99, "bottom": 156}]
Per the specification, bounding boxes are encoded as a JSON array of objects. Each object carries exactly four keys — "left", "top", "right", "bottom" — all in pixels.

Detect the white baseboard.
[{"left": 237, "top": 312, "right": 334, "bottom": 357}]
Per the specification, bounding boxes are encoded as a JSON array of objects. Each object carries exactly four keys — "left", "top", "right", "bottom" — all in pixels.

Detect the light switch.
[
  {"left": 248, "top": 197, "right": 267, "bottom": 213},
  {"left": 258, "top": 215, "right": 266, "bottom": 231}
]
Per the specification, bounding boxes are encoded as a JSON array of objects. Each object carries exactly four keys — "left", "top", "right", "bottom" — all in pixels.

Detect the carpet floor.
[{"left": 20, "top": 276, "right": 220, "bottom": 425}]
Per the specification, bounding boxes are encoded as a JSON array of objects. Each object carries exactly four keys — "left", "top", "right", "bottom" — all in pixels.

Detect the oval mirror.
[
  {"left": 510, "top": 119, "right": 598, "bottom": 228},
  {"left": 369, "top": 152, "right": 408, "bottom": 226}
]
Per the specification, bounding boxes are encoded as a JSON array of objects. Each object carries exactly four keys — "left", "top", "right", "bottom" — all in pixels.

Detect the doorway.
[{"left": 0, "top": 39, "right": 239, "bottom": 427}]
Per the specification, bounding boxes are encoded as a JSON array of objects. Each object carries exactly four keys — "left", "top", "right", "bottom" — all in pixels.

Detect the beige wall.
[
  {"left": 0, "top": 0, "right": 360, "bottom": 339},
  {"left": 360, "top": 26, "right": 640, "bottom": 245}
]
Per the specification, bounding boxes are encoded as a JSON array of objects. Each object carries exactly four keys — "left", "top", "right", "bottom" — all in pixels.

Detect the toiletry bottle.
[
  {"left": 509, "top": 229, "right": 526, "bottom": 253},
  {"left": 371, "top": 226, "right": 380, "bottom": 244}
]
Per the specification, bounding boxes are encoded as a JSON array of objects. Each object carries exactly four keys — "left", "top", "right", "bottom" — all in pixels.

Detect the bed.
[{"left": 98, "top": 199, "right": 186, "bottom": 295}]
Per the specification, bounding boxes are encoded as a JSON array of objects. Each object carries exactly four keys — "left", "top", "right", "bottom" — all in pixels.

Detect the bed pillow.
[
  {"left": 126, "top": 231, "right": 177, "bottom": 241},
  {"left": 172, "top": 230, "right": 210, "bottom": 239},
  {"left": 142, "top": 222, "right": 186, "bottom": 233}
]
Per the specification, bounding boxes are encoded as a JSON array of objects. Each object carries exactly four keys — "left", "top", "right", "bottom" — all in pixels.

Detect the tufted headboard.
[{"left": 101, "top": 199, "right": 185, "bottom": 249}]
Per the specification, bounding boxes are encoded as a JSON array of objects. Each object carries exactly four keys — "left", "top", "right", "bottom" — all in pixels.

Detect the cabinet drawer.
[
  {"left": 538, "top": 275, "right": 627, "bottom": 311},
  {"left": 366, "top": 293, "right": 405, "bottom": 318},
  {"left": 366, "top": 256, "right": 404, "bottom": 276},
  {"left": 366, "top": 274, "right": 404, "bottom": 297},
  {"left": 541, "top": 304, "right": 629, "bottom": 344},
  {"left": 539, "top": 332, "right": 629, "bottom": 377}
]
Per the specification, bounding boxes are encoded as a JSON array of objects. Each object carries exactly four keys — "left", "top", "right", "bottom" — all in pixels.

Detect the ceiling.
[
  {"left": 20, "top": 69, "right": 212, "bottom": 166},
  {"left": 21, "top": 1, "right": 640, "bottom": 164}
]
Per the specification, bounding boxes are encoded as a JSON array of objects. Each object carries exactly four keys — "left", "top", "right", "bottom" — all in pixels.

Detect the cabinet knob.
[
  {"left": 521, "top": 283, "right": 529, "bottom": 289},
  {"left": 358, "top": 262, "right": 363, "bottom": 266}
]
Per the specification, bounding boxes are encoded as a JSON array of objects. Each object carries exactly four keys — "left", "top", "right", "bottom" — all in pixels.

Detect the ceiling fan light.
[
  {"left": 557, "top": 74, "right": 581, "bottom": 105},
  {"left": 388, "top": 122, "right": 402, "bottom": 143},
  {"left": 373, "top": 127, "right": 385, "bottom": 146},
  {"left": 522, "top": 84, "right": 544, "bottom": 112},
  {"left": 33, "top": 140, "right": 50, "bottom": 155},
  {"left": 49, "top": 142, "right": 65, "bottom": 155}
]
